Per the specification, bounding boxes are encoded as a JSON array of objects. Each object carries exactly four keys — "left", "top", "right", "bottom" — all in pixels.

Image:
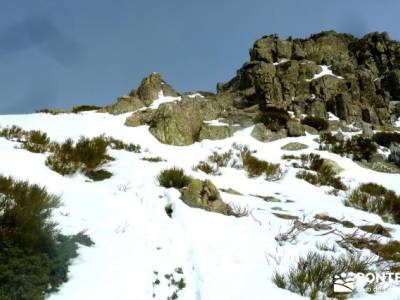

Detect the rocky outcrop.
[
  {"left": 181, "top": 179, "right": 232, "bottom": 215},
  {"left": 219, "top": 31, "right": 400, "bottom": 126},
  {"left": 250, "top": 123, "right": 287, "bottom": 142},
  {"left": 135, "top": 72, "right": 178, "bottom": 106},
  {"left": 99, "top": 96, "right": 144, "bottom": 115}
]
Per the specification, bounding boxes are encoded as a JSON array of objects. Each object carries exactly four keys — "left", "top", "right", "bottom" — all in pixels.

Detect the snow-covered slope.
[{"left": 1, "top": 100, "right": 400, "bottom": 299}]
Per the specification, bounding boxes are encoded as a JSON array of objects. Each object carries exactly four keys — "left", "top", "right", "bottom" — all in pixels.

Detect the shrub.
[
  {"left": 241, "top": 150, "right": 283, "bottom": 181},
  {"left": 344, "top": 183, "right": 400, "bottom": 224},
  {"left": 301, "top": 116, "right": 329, "bottom": 131},
  {"left": 194, "top": 161, "right": 219, "bottom": 175},
  {"left": 207, "top": 150, "right": 233, "bottom": 168},
  {"left": 0, "top": 125, "right": 24, "bottom": 141},
  {"left": 142, "top": 156, "right": 164, "bottom": 162},
  {"left": 106, "top": 137, "right": 141, "bottom": 153},
  {"left": 273, "top": 252, "right": 371, "bottom": 299},
  {"left": 21, "top": 130, "right": 50, "bottom": 153},
  {"left": 71, "top": 105, "right": 101, "bottom": 113},
  {"left": 320, "top": 133, "right": 377, "bottom": 161},
  {"left": 294, "top": 154, "right": 347, "bottom": 190},
  {"left": 85, "top": 169, "right": 113, "bottom": 181},
  {"left": 373, "top": 132, "right": 400, "bottom": 148},
  {"left": 158, "top": 168, "right": 192, "bottom": 189},
  {"left": 256, "top": 107, "right": 290, "bottom": 131},
  {"left": 0, "top": 175, "right": 93, "bottom": 299},
  {"left": 46, "top": 136, "right": 111, "bottom": 176}
]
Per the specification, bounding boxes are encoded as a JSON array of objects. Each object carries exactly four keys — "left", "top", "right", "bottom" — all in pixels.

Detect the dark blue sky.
[{"left": 0, "top": 0, "right": 399, "bottom": 113}]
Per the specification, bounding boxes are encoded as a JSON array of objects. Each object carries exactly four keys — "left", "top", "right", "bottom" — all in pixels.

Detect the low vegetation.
[
  {"left": 256, "top": 107, "right": 290, "bottom": 131},
  {"left": 207, "top": 150, "right": 233, "bottom": 168},
  {"left": 373, "top": 132, "right": 400, "bottom": 148},
  {"left": 273, "top": 252, "right": 371, "bottom": 299},
  {"left": 193, "top": 161, "right": 219, "bottom": 175},
  {"left": 241, "top": 149, "right": 284, "bottom": 181},
  {"left": 0, "top": 125, "right": 141, "bottom": 180},
  {"left": 292, "top": 153, "right": 347, "bottom": 190},
  {"left": 142, "top": 156, "right": 164, "bottom": 162},
  {"left": 158, "top": 167, "right": 192, "bottom": 189},
  {"left": 301, "top": 116, "right": 329, "bottom": 131},
  {"left": 0, "top": 175, "right": 93, "bottom": 300},
  {"left": 46, "top": 136, "right": 111, "bottom": 177},
  {"left": 320, "top": 133, "right": 378, "bottom": 161},
  {"left": 344, "top": 183, "right": 400, "bottom": 224}
]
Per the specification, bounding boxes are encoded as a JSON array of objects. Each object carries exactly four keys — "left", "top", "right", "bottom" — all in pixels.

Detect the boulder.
[
  {"left": 251, "top": 123, "right": 287, "bottom": 142},
  {"left": 148, "top": 97, "right": 221, "bottom": 145},
  {"left": 321, "top": 159, "right": 343, "bottom": 174},
  {"left": 124, "top": 109, "right": 154, "bottom": 127},
  {"left": 281, "top": 142, "right": 308, "bottom": 151},
  {"left": 99, "top": 96, "right": 145, "bottom": 115},
  {"left": 181, "top": 179, "right": 232, "bottom": 215},
  {"left": 198, "top": 122, "right": 236, "bottom": 141},
  {"left": 286, "top": 119, "right": 305, "bottom": 137},
  {"left": 303, "top": 124, "right": 319, "bottom": 135}
]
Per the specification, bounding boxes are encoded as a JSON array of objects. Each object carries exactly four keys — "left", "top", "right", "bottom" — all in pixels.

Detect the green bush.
[
  {"left": 0, "top": 175, "right": 93, "bottom": 300},
  {"left": 241, "top": 150, "right": 283, "bottom": 181},
  {"left": 273, "top": 252, "right": 371, "bottom": 299},
  {"left": 21, "top": 131, "right": 50, "bottom": 153},
  {"left": 301, "top": 116, "right": 329, "bottom": 131},
  {"left": 158, "top": 168, "right": 192, "bottom": 189},
  {"left": 106, "top": 137, "right": 141, "bottom": 153},
  {"left": 344, "top": 183, "right": 400, "bottom": 224},
  {"left": 294, "top": 154, "right": 347, "bottom": 190},
  {"left": 194, "top": 161, "right": 219, "bottom": 175},
  {"left": 85, "top": 169, "right": 113, "bottom": 181},
  {"left": 373, "top": 132, "right": 400, "bottom": 148},
  {"left": 207, "top": 150, "right": 233, "bottom": 168},
  {"left": 71, "top": 105, "right": 101, "bottom": 113},
  {"left": 46, "top": 136, "right": 111, "bottom": 176},
  {"left": 256, "top": 107, "right": 290, "bottom": 131},
  {"left": 320, "top": 133, "right": 377, "bottom": 161}
]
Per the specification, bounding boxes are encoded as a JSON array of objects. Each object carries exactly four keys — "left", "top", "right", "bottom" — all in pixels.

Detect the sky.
[{"left": 0, "top": 0, "right": 399, "bottom": 114}]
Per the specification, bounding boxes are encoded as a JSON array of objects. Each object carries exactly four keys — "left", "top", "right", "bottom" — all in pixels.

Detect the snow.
[
  {"left": 328, "top": 112, "right": 340, "bottom": 121},
  {"left": 203, "top": 119, "right": 230, "bottom": 127},
  {"left": 187, "top": 93, "right": 204, "bottom": 98},
  {"left": 1, "top": 95, "right": 400, "bottom": 299},
  {"left": 395, "top": 116, "right": 400, "bottom": 127},
  {"left": 307, "top": 65, "right": 344, "bottom": 81},
  {"left": 273, "top": 58, "right": 289, "bottom": 66}
]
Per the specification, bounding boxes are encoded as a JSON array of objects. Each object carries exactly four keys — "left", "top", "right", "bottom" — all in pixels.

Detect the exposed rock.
[
  {"left": 286, "top": 119, "right": 305, "bottom": 137},
  {"left": 370, "top": 161, "right": 400, "bottom": 173},
  {"left": 281, "top": 142, "right": 308, "bottom": 151},
  {"left": 148, "top": 97, "right": 223, "bottom": 145},
  {"left": 124, "top": 109, "right": 154, "bottom": 127},
  {"left": 198, "top": 122, "right": 236, "bottom": 141},
  {"left": 136, "top": 72, "right": 178, "bottom": 106},
  {"left": 181, "top": 179, "right": 232, "bottom": 215},
  {"left": 99, "top": 96, "right": 144, "bottom": 115},
  {"left": 250, "top": 123, "right": 287, "bottom": 142},
  {"left": 321, "top": 159, "right": 343, "bottom": 174},
  {"left": 219, "top": 31, "right": 400, "bottom": 126},
  {"left": 303, "top": 124, "right": 319, "bottom": 135},
  {"left": 361, "top": 122, "right": 374, "bottom": 137},
  {"left": 334, "top": 131, "right": 345, "bottom": 142},
  {"left": 389, "top": 143, "right": 400, "bottom": 166}
]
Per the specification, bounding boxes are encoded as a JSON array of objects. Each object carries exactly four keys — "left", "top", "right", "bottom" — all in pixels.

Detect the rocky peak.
[
  {"left": 219, "top": 31, "right": 400, "bottom": 126},
  {"left": 133, "top": 72, "right": 178, "bottom": 106}
]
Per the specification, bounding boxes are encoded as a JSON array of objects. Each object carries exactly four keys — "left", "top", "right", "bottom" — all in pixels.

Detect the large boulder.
[
  {"left": 250, "top": 123, "right": 287, "bottom": 142},
  {"left": 198, "top": 122, "right": 236, "bottom": 141},
  {"left": 389, "top": 143, "right": 400, "bottom": 166},
  {"left": 181, "top": 179, "right": 232, "bottom": 215},
  {"left": 286, "top": 119, "right": 305, "bottom": 137},
  {"left": 148, "top": 97, "right": 222, "bottom": 145}
]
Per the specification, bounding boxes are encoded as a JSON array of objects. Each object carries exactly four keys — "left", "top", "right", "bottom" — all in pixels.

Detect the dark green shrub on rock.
[
  {"left": 301, "top": 116, "right": 329, "bottom": 131},
  {"left": 256, "top": 107, "right": 290, "bottom": 131},
  {"left": 373, "top": 132, "right": 400, "bottom": 148}
]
